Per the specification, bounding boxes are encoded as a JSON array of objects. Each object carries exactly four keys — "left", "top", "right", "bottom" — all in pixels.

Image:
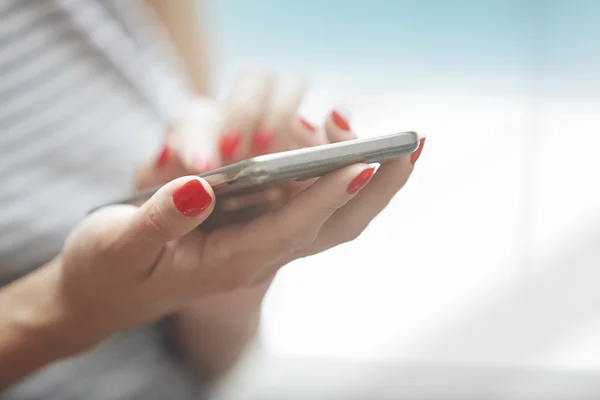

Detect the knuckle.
[
  {"left": 204, "top": 231, "right": 236, "bottom": 266},
  {"left": 338, "top": 224, "right": 368, "bottom": 245},
  {"left": 340, "top": 230, "right": 361, "bottom": 245},
  {"left": 78, "top": 209, "right": 126, "bottom": 260},
  {"left": 92, "top": 233, "right": 120, "bottom": 260},
  {"left": 217, "top": 266, "right": 248, "bottom": 292},
  {"left": 205, "top": 236, "right": 256, "bottom": 291},
  {"left": 229, "top": 103, "right": 262, "bottom": 126},
  {"left": 280, "top": 227, "right": 316, "bottom": 253},
  {"left": 264, "top": 106, "right": 289, "bottom": 127},
  {"left": 144, "top": 203, "right": 173, "bottom": 244},
  {"left": 324, "top": 203, "right": 343, "bottom": 215}
]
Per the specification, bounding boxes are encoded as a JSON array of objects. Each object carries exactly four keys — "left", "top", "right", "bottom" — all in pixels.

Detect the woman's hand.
[
  {"left": 57, "top": 159, "right": 377, "bottom": 340},
  {"left": 0, "top": 71, "right": 425, "bottom": 388},
  {"left": 130, "top": 69, "right": 425, "bottom": 377}
]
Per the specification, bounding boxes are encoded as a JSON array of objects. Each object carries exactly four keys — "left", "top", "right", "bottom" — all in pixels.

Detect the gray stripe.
[
  {"left": 0, "top": 100, "right": 154, "bottom": 202},
  {"left": 0, "top": 113, "right": 156, "bottom": 253},
  {"left": 0, "top": 0, "right": 26, "bottom": 17},
  {"left": 0, "top": 116, "right": 141, "bottom": 240},
  {"left": 0, "top": 7, "right": 68, "bottom": 53},
  {"left": 0, "top": 71, "right": 108, "bottom": 141},
  {"left": 0, "top": 1, "right": 201, "bottom": 396},
  {"left": 0, "top": 28, "right": 80, "bottom": 78},
  {"left": 0, "top": 80, "right": 121, "bottom": 180},
  {"left": 0, "top": 43, "right": 89, "bottom": 104}
]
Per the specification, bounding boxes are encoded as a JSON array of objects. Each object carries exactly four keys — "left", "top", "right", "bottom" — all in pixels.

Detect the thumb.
[{"left": 120, "top": 176, "right": 215, "bottom": 258}]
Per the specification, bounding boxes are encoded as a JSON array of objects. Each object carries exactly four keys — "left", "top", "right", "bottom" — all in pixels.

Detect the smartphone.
[{"left": 94, "top": 131, "right": 420, "bottom": 210}]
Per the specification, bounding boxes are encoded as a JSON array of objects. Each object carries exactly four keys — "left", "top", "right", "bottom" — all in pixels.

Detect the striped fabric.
[{"left": 1, "top": 0, "right": 204, "bottom": 398}]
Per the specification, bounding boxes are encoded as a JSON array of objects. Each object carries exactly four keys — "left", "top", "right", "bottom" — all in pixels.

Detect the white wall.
[{"left": 205, "top": 0, "right": 600, "bottom": 397}]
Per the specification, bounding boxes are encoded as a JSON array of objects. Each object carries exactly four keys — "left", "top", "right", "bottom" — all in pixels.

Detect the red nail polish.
[
  {"left": 155, "top": 144, "right": 171, "bottom": 167},
  {"left": 172, "top": 179, "right": 212, "bottom": 216},
  {"left": 219, "top": 132, "right": 241, "bottom": 158},
  {"left": 347, "top": 167, "right": 375, "bottom": 194},
  {"left": 299, "top": 118, "right": 316, "bottom": 133},
  {"left": 253, "top": 129, "right": 273, "bottom": 153},
  {"left": 331, "top": 110, "right": 350, "bottom": 131},
  {"left": 410, "top": 137, "right": 426, "bottom": 165}
]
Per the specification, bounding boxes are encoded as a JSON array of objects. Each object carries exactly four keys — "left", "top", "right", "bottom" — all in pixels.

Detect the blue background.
[{"left": 212, "top": 0, "right": 600, "bottom": 97}]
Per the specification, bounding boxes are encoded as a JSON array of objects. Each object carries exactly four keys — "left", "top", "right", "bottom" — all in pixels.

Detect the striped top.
[{"left": 1, "top": 0, "right": 205, "bottom": 398}]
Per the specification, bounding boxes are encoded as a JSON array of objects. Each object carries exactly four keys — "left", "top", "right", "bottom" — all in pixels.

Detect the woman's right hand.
[{"left": 54, "top": 161, "right": 374, "bottom": 347}]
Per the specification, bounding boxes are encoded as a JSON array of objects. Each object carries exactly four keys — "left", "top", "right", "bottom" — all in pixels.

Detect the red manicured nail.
[
  {"left": 219, "top": 132, "right": 241, "bottom": 158},
  {"left": 299, "top": 118, "right": 316, "bottom": 133},
  {"left": 331, "top": 110, "right": 350, "bottom": 131},
  {"left": 253, "top": 129, "right": 273, "bottom": 153},
  {"left": 410, "top": 137, "right": 426, "bottom": 165},
  {"left": 155, "top": 144, "right": 171, "bottom": 167},
  {"left": 172, "top": 179, "right": 212, "bottom": 216},
  {"left": 347, "top": 167, "right": 375, "bottom": 194}
]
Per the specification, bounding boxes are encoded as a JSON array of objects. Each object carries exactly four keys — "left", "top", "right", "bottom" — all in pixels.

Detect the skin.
[{"left": 0, "top": 0, "right": 420, "bottom": 391}]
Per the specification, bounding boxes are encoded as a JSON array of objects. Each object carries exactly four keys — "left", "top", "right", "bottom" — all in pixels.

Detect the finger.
[
  {"left": 236, "top": 163, "right": 375, "bottom": 269},
  {"left": 307, "top": 145, "right": 422, "bottom": 255},
  {"left": 290, "top": 115, "right": 327, "bottom": 148},
  {"left": 135, "top": 143, "right": 189, "bottom": 190},
  {"left": 120, "top": 176, "right": 216, "bottom": 260},
  {"left": 253, "top": 75, "right": 307, "bottom": 154},
  {"left": 172, "top": 98, "right": 223, "bottom": 172},
  {"left": 218, "top": 187, "right": 285, "bottom": 212},
  {"left": 135, "top": 99, "right": 223, "bottom": 189},
  {"left": 220, "top": 70, "right": 272, "bottom": 163},
  {"left": 324, "top": 108, "right": 356, "bottom": 143}
]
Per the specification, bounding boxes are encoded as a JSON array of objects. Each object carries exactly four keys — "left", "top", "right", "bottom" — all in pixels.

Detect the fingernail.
[
  {"left": 331, "top": 110, "right": 350, "bottom": 131},
  {"left": 219, "top": 132, "right": 241, "bottom": 158},
  {"left": 173, "top": 179, "right": 213, "bottom": 216},
  {"left": 155, "top": 144, "right": 171, "bottom": 167},
  {"left": 253, "top": 129, "right": 274, "bottom": 153},
  {"left": 347, "top": 167, "right": 375, "bottom": 194},
  {"left": 410, "top": 137, "right": 426, "bottom": 165},
  {"left": 299, "top": 118, "right": 317, "bottom": 133}
]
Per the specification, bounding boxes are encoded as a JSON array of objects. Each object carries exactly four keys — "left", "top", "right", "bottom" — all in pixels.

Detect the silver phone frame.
[{"left": 94, "top": 131, "right": 420, "bottom": 210}]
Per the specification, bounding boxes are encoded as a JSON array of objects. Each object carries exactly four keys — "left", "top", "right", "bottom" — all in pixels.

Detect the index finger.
[
  {"left": 306, "top": 138, "right": 425, "bottom": 255},
  {"left": 236, "top": 163, "right": 375, "bottom": 269},
  {"left": 219, "top": 70, "right": 272, "bottom": 163}
]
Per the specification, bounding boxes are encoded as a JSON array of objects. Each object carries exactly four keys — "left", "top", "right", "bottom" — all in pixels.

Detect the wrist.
[
  {"left": 3, "top": 259, "right": 100, "bottom": 360},
  {"left": 180, "top": 279, "right": 272, "bottom": 322},
  {"left": 0, "top": 259, "right": 102, "bottom": 388}
]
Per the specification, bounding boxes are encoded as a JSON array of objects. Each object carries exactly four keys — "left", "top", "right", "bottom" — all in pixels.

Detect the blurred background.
[{"left": 203, "top": 0, "right": 600, "bottom": 398}]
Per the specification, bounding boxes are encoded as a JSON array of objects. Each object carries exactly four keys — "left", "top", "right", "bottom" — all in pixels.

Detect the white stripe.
[
  {"left": 0, "top": 95, "right": 157, "bottom": 194},
  {"left": 0, "top": 69, "right": 118, "bottom": 147},
  {"left": 58, "top": 0, "right": 189, "bottom": 121},
  {"left": 0, "top": 41, "right": 91, "bottom": 114},
  {"left": 0, "top": 114, "right": 157, "bottom": 251},
  {"left": 0, "top": 79, "right": 124, "bottom": 178},
  {"left": 0, "top": 1, "right": 186, "bottom": 281}
]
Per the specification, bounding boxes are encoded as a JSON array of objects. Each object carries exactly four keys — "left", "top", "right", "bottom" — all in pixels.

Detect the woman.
[{"left": 0, "top": 0, "right": 425, "bottom": 398}]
